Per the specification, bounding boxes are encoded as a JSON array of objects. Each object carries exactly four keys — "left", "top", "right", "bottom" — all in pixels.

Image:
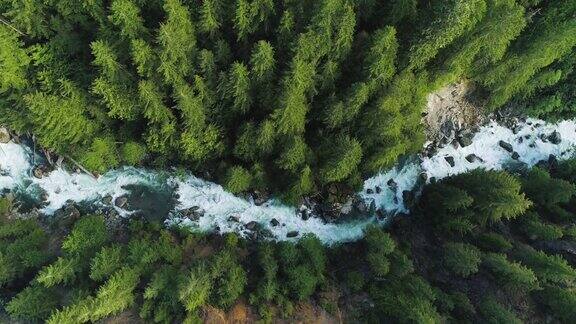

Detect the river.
[{"left": 1, "top": 118, "right": 575, "bottom": 244}]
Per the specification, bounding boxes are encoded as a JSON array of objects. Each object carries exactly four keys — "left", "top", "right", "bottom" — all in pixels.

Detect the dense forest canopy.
[{"left": 0, "top": 0, "right": 575, "bottom": 201}]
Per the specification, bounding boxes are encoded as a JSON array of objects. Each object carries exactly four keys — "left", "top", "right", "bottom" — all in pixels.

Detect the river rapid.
[{"left": 1, "top": 118, "right": 575, "bottom": 244}]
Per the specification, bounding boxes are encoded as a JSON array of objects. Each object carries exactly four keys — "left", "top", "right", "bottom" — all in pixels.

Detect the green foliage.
[
  {"left": 478, "top": 296, "right": 522, "bottom": 324},
  {"left": 90, "top": 245, "right": 125, "bottom": 281},
  {"left": 483, "top": 252, "right": 539, "bottom": 293},
  {"left": 475, "top": 232, "right": 513, "bottom": 252},
  {"left": 0, "top": 220, "right": 50, "bottom": 286},
  {"left": 210, "top": 250, "right": 247, "bottom": 308},
  {"left": 6, "top": 285, "right": 59, "bottom": 321},
  {"left": 62, "top": 215, "right": 109, "bottom": 256},
  {"left": 0, "top": 26, "right": 30, "bottom": 92},
  {"left": 408, "top": 0, "right": 487, "bottom": 70},
  {"left": 1, "top": 0, "right": 570, "bottom": 200},
  {"left": 80, "top": 137, "right": 120, "bottom": 173},
  {"left": 514, "top": 244, "right": 576, "bottom": 285},
  {"left": 536, "top": 286, "right": 576, "bottom": 323},
  {"left": 522, "top": 167, "right": 575, "bottom": 207},
  {"left": 519, "top": 212, "right": 564, "bottom": 241},
  {"left": 37, "top": 257, "right": 81, "bottom": 287},
  {"left": 443, "top": 242, "right": 482, "bottom": 277},
  {"left": 364, "top": 225, "right": 396, "bottom": 277},
  {"left": 223, "top": 166, "right": 253, "bottom": 193},
  {"left": 121, "top": 141, "right": 147, "bottom": 165},
  {"left": 179, "top": 264, "right": 212, "bottom": 313},
  {"left": 369, "top": 275, "right": 441, "bottom": 323},
  {"left": 479, "top": 0, "right": 576, "bottom": 109}
]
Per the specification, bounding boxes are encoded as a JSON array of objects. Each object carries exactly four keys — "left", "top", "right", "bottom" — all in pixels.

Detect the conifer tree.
[
  {"left": 0, "top": 26, "right": 29, "bottom": 92},
  {"left": 199, "top": 0, "right": 224, "bottom": 37},
  {"left": 109, "top": 0, "right": 146, "bottom": 39},
  {"left": 408, "top": 0, "right": 487, "bottom": 70},
  {"left": 157, "top": 0, "right": 196, "bottom": 85},
  {"left": 179, "top": 264, "right": 212, "bottom": 313}
]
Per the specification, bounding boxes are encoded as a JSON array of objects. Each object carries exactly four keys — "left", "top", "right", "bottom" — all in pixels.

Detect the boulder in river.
[
  {"left": 511, "top": 152, "right": 520, "bottom": 160},
  {"left": 457, "top": 133, "right": 473, "bottom": 147},
  {"left": 0, "top": 127, "right": 10, "bottom": 143},
  {"left": 465, "top": 154, "right": 480, "bottom": 163},
  {"left": 33, "top": 165, "right": 49, "bottom": 179},
  {"left": 366, "top": 188, "right": 374, "bottom": 194},
  {"left": 498, "top": 140, "right": 513, "bottom": 153},
  {"left": 451, "top": 139, "right": 460, "bottom": 149},
  {"left": 252, "top": 190, "right": 269, "bottom": 206},
  {"left": 179, "top": 206, "right": 205, "bottom": 221},
  {"left": 114, "top": 196, "right": 128, "bottom": 209},
  {"left": 287, "top": 231, "right": 299, "bottom": 238},
  {"left": 375, "top": 186, "right": 382, "bottom": 194},
  {"left": 228, "top": 215, "right": 240, "bottom": 223},
  {"left": 419, "top": 172, "right": 428, "bottom": 183},
  {"left": 245, "top": 221, "right": 259, "bottom": 231},
  {"left": 270, "top": 218, "right": 280, "bottom": 227},
  {"left": 548, "top": 131, "right": 562, "bottom": 144},
  {"left": 444, "top": 156, "right": 455, "bottom": 167},
  {"left": 386, "top": 179, "right": 397, "bottom": 191}
]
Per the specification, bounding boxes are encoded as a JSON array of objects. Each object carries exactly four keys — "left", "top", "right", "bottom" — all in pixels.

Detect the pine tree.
[
  {"left": 443, "top": 242, "right": 482, "bottom": 277},
  {"left": 157, "top": 0, "right": 196, "bottom": 85},
  {"left": 536, "top": 286, "right": 576, "bottom": 323},
  {"left": 6, "top": 285, "right": 59, "bottom": 321},
  {"left": 408, "top": 0, "right": 487, "bottom": 70},
  {"left": 24, "top": 83, "right": 96, "bottom": 152},
  {"left": 480, "top": 0, "right": 576, "bottom": 108},
  {"left": 199, "top": 0, "right": 224, "bottom": 37},
  {"left": 514, "top": 244, "right": 576, "bottom": 285},
  {"left": 90, "top": 245, "right": 125, "bottom": 281},
  {"left": 80, "top": 137, "right": 120, "bottom": 173},
  {"left": 90, "top": 40, "right": 139, "bottom": 120},
  {"left": 318, "top": 135, "right": 363, "bottom": 184},
  {"left": 179, "top": 264, "right": 212, "bottom": 313},
  {"left": 223, "top": 166, "right": 253, "bottom": 193},
  {"left": 226, "top": 62, "right": 252, "bottom": 114},
  {"left": 89, "top": 267, "right": 140, "bottom": 321},
  {"left": 483, "top": 253, "right": 539, "bottom": 293},
  {"left": 109, "top": 0, "right": 146, "bottom": 39},
  {"left": 0, "top": 26, "right": 30, "bottom": 92},
  {"left": 36, "top": 257, "right": 81, "bottom": 287}
]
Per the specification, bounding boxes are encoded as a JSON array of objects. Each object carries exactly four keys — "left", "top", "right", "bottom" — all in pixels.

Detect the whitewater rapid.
[{"left": 1, "top": 118, "right": 575, "bottom": 244}]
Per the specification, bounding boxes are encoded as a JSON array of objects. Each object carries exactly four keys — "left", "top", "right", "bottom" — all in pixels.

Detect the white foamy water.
[{"left": 1, "top": 118, "right": 575, "bottom": 244}]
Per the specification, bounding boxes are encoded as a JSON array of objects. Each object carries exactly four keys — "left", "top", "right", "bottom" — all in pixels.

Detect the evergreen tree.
[
  {"left": 443, "top": 242, "right": 482, "bottom": 277},
  {"left": 157, "top": 0, "right": 196, "bottom": 85},
  {"left": 0, "top": 26, "right": 30, "bottom": 92},
  {"left": 483, "top": 253, "right": 539, "bottom": 293},
  {"left": 6, "top": 285, "right": 59, "bottom": 321}
]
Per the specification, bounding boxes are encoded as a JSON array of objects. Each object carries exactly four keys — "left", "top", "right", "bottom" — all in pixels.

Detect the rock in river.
[
  {"left": 548, "top": 131, "right": 562, "bottom": 145},
  {"left": 444, "top": 156, "right": 455, "bottom": 167},
  {"left": 287, "top": 231, "right": 299, "bottom": 238},
  {"left": 498, "top": 140, "right": 513, "bottom": 153},
  {"left": 114, "top": 196, "right": 128, "bottom": 208},
  {"left": 0, "top": 127, "right": 10, "bottom": 143}
]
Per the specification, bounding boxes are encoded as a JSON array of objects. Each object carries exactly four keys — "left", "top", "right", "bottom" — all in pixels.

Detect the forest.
[
  {"left": 0, "top": 0, "right": 574, "bottom": 201},
  {"left": 3, "top": 159, "right": 576, "bottom": 322},
  {"left": 2, "top": 0, "right": 576, "bottom": 322}
]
